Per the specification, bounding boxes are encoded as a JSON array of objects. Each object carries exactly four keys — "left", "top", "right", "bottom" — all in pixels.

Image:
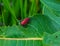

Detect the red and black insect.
[{"left": 21, "top": 18, "right": 30, "bottom": 25}]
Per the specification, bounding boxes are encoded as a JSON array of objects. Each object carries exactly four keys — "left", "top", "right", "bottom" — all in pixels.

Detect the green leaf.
[
  {"left": 42, "top": 6, "right": 60, "bottom": 28},
  {"left": 0, "top": 14, "right": 60, "bottom": 38},
  {"left": 40, "top": 0, "right": 60, "bottom": 16},
  {"left": 2, "top": 0, "right": 17, "bottom": 25},
  {"left": 0, "top": 40, "right": 42, "bottom": 46},
  {"left": 43, "top": 31, "right": 60, "bottom": 46},
  {"left": 0, "top": 14, "right": 60, "bottom": 46},
  {"left": 40, "top": 0, "right": 60, "bottom": 31},
  {"left": 29, "top": 0, "right": 37, "bottom": 16}
]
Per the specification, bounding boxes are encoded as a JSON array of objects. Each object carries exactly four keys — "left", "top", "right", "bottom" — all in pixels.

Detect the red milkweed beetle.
[{"left": 21, "top": 18, "right": 30, "bottom": 25}]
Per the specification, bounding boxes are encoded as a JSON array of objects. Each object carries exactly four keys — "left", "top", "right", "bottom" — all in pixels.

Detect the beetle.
[{"left": 21, "top": 18, "right": 30, "bottom": 25}]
